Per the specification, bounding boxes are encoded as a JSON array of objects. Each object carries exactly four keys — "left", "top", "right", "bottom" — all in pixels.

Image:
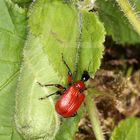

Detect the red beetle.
[{"left": 38, "top": 54, "right": 90, "bottom": 117}]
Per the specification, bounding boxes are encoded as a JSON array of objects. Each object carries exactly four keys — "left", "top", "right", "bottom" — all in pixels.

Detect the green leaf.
[
  {"left": 15, "top": 34, "right": 61, "bottom": 140},
  {"left": 116, "top": 0, "right": 140, "bottom": 36},
  {"left": 29, "top": 0, "right": 105, "bottom": 80},
  {"left": 130, "top": 0, "right": 140, "bottom": 11},
  {"left": 111, "top": 117, "right": 140, "bottom": 140},
  {"left": 12, "top": 0, "right": 32, "bottom": 4},
  {"left": 96, "top": 0, "right": 140, "bottom": 44},
  {"left": 0, "top": 0, "right": 27, "bottom": 140},
  {"left": 15, "top": 0, "right": 105, "bottom": 140}
]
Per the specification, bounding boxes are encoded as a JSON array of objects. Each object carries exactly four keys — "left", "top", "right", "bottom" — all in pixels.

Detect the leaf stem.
[
  {"left": 116, "top": 0, "right": 140, "bottom": 35},
  {"left": 73, "top": 11, "right": 83, "bottom": 80},
  {"left": 85, "top": 94, "right": 105, "bottom": 140}
]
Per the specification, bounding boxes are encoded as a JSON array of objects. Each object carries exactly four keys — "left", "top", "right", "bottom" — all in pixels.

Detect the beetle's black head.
[{"left": 81, "top": 71, "right": 90, "bottom": 82}]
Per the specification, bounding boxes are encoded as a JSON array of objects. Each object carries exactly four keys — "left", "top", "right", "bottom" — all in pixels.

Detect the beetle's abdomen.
[{"left": 55, "top": 86, "right": 85, "bottom": 117}]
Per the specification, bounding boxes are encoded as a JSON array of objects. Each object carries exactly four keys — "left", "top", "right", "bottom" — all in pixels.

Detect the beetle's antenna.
[{"left": 61, "top": 53, "right": 71, "bottom": 73}]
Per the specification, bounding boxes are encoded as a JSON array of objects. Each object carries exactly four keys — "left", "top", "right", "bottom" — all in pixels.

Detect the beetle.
[{"left": 37, "top": 54, "right": 90, "bottom": 117}]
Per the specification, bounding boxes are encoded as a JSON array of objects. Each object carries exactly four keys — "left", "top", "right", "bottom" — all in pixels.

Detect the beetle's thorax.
[{"left": 74, "top": 80, "right": 85, "bottom": 91}]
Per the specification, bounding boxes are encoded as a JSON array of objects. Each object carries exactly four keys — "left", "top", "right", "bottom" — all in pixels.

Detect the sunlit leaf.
[{"left": 0, "top": 0, "right": 27, "bottom": 139}]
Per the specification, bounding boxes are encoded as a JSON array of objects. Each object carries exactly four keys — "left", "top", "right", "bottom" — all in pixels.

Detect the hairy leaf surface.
[
  {"left": 111, "top": 117, "right": 140, "bottom": 140},
  {"left": 0, "top": 0, "right": 27, "bottom": 139},
  {"left": 96, "top": 0, "right": 140, "bottom": 44}
]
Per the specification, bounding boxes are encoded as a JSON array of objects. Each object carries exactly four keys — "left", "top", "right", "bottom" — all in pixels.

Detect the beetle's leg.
[
  {"left": 71, "top": 112, "right": 77, "bottom": 117},
  {"left": 63, "top": 112, "right": 77, "bottom": 118},
  {"left": 61, "top": 53, "right": 73, "bottom": 85},
  {"left": 37, "top": 82, "right": 66, "bottom": 90},
  {"left": 39, "top": 91, "right": 62, "bottom": 100}
]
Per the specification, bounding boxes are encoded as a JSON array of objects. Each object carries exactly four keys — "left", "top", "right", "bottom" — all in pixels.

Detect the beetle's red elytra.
[
  {"left": 55, "top": 85, "right": 85, "bottom": 117},
  {"left": 37, "top": 54, "right": 90, "bottom": 117}
]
